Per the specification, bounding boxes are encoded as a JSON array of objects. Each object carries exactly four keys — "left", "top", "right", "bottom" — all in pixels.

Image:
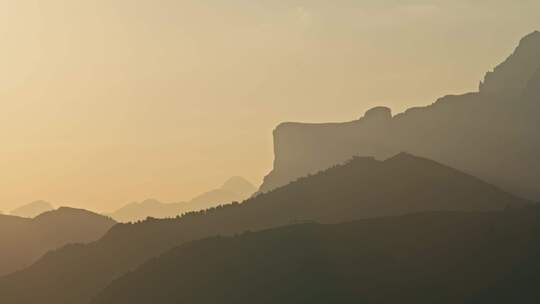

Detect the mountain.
[
  {"left": 92, "top": 207, "right": 540, "bottom": 304},
  {"left": 259, "top": 31, "right": 540, "bottom": 201},
  {"left": 109, "top": 177, "right": 256, "bottom": 222},
  {"left": 9, "top": 201, "right": 54, "bottom": 218},
  {"left": 0, "top": 207, "right": 116, "bottom": 276},
  {"left": 188, "top": 177, "right": 257, "bottom": 211},
  {"left": 108, "top": 199, "right": 183, "bottom": 223},
  {"left": 221, "top": 176, "right": 257, "bottom": 198},
  {"left": 0, "top": 154, "right": 528, "bottom": 304}
]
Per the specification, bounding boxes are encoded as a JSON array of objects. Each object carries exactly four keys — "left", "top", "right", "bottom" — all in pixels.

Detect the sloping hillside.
[
  {"left": 93, "top": 208, "right": 540, "bottom": 304},
  {"left": 0, "top": 154, "right": 528, "bottom": 304},
  {"left": 0, "top": 208, "right": 116, "bottom": 276}
]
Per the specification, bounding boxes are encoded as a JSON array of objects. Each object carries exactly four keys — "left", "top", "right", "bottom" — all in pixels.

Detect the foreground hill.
[
  {"left": 0, "top": 208, "right": 116, "bottom": 276},
  {"left": 260, "top": 31, "right": 540, "bottom": 201},
  {"left": 110, "top": 177, "right": 256, "bottom": 222},
  {"left": 93, "top": 208, "right": 540, "bottom": 304},
  {"left": 0, "top": 154, "right": 528, "bottom": 304},
  {"left": 9, "top": 201, "right": 54, "bottom": 218}
]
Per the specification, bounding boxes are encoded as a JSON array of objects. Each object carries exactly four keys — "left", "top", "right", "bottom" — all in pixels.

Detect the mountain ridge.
[
  {"left": 109, "top": 177, "right": 256, "bottom": 222},
  {"left": 259, "top": 31, "right": 540, "bottom": 200},
  {"left": 0, "top": 153, "right": 528, "bottom": 304},
  {"left": 9, "top": 201, "right": 54, "bottom": 218},
  {"left": 92, "top": 207, "right": 540, "bottom": 304},
  {"left": 0, "top": 207, "right": 116, "bottom": 276}
]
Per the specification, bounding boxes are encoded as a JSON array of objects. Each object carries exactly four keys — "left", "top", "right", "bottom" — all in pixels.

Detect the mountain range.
[
  {"left": 9, "top": 201, "right": 54, "bottom": 218},
  {"left": 2, "top": 31, "right": 539, "bottom": 304},
  {"left": 92, "top": 207, "right": 540, "bottom": 304},
  {"left": 109, "top": 176, "right": 256, "bottom": 222},
  {"left": 0, "top": 208, "right": 116, "bottom": 276},
  {"left": 259, "top": 31, "right": 540, "bottom": 201},
  {"left": 0, "top": 153, "right": 528, "bottom": 304}
]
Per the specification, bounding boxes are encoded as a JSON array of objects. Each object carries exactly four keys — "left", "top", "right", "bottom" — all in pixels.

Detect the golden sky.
[{"left": 0, "top": 0, "right": 539, "bottom": 212}]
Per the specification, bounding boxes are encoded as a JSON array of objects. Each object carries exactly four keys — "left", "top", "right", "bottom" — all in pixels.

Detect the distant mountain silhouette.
[
  {"left": 0, "top": 207, "right": 115, "bottom": 276},
  {"left": 188, "top": 176, "right": 257, "bottom": 211},
  {"left": 109, "top": 177, "right": 256, "bottom": 222},
  {"left": 92, "top": 207, "right": 540, "bottom": 304},
  {"left": 221, "top": 176, "right": 257, "bottom": 198},
  {"left": 108, "top": 199, "right": 182, "bottom": 223},
  {"left": 0, "top": 154, "right": 528, "bottom": 304},
  {"left": 9, "top": 201, "right": 54, "bottom": 218},
  {"left": 259, "top": 31, "right": 540, "bottom": 201}
]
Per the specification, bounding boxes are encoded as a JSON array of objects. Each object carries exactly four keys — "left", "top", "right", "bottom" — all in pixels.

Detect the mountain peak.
[
  {"left": 33, "top": 207, "right": 114, "bottom": 223},
  {"left": 221, "top": 176, "right": 256, "bottom": 197},
  {"left": 385, "top": 152, "right": 419, "bottom": 162},
  {"left": 480, "top": 31, "right": 540, "bottom": 95},
  {"left": 0, "top": 206, "right": 116, "bottom": 276},
  {"left": 139, "top": 199, "right": 164, "bottom": 207},
  {"left": 520, "top": 30, "right": 540, "bottom": 44},
  {"left": 10, "top": 201, "right": 54, "bottom": 218}
]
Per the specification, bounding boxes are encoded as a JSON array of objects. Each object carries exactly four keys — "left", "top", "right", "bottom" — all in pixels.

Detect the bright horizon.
[{"left": 1, "top": 0, "right": 539, "bottom": 212}]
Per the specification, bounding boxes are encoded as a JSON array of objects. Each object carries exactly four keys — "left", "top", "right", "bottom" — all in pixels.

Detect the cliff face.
[
  {"left": 480, "top": 31, "right": 540, "bottom": 96},
  {"left": 260, "top": 31, "right": 540, "bottom": 200}
]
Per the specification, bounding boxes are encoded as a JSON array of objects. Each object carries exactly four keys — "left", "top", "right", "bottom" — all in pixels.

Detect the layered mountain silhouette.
[
  {"left": 259, "top": 31, "right": 540, "bottom": 201},
  {"left": 92, "top": 207, "right": 540, "bottom": 304},
  {"left": 0, "top": 208, "right": 116, "bottom": 276},
  {"left": 189, "top": 176, "right": 257, "bottom": 209},
  {"left": 9, "top": 201, "right": 54, "bottom": 218},
  {"left": 0, "top": 154, "right": 528, "bottom": 304},
  {"left": 109, "top": 177, "right": 256, "bottom": 222}
]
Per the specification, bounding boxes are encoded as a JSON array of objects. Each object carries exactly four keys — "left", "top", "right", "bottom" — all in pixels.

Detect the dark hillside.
[
  {"left": 0, "top": 154, "right": 528, "bottom": 304},
  {"left": 94, "top": 208, "right": 540, "bottom": 304}
]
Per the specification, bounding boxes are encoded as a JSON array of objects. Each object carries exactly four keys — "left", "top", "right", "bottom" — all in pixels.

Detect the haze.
[{"left": 1, "top": 0, "right": 539, "bottom": 212}]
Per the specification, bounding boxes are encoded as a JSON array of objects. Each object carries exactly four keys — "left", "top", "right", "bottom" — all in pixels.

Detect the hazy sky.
[{"left": 0, "top": 0, "right": 539, "bottom": 212}]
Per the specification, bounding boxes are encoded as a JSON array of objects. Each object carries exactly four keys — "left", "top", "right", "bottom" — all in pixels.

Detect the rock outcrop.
[
  {"left": 260, "top": 31, "right": 540, "bottom": 200},
  {"left": 480, "top": 31, "right": 540, "bottom": 96}
]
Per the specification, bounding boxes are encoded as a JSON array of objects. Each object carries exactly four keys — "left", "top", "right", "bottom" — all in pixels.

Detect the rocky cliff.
[{"left": 260, "top": 31, "right": 540, "bottom": 200}]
